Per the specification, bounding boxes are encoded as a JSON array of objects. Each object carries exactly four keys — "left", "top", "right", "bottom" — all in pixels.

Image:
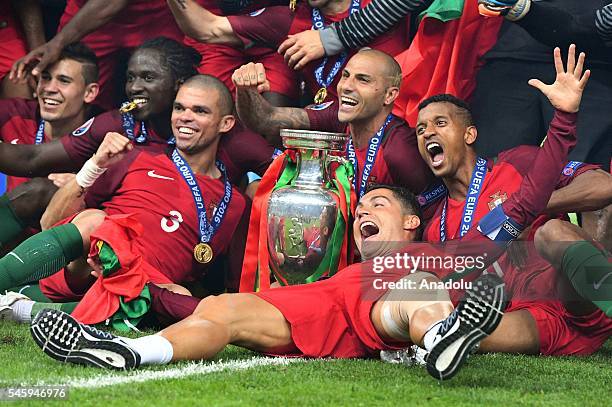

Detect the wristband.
[{"left": 75, "top": 158, "right": 107, "bottom": 188}]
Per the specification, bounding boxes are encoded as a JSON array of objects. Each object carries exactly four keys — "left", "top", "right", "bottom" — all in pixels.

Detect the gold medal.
[
  {"left": 194, "top": 243, "right": 213, "bottom": 264},
  {"left": 313, "top": 87, "right": 327, "bottom": 104},
  {"left": 119, "top": 101, "right": 138, "bottom": 113},
  {"left": 289, "top": 0, "right": 297, "bottom": 11}
]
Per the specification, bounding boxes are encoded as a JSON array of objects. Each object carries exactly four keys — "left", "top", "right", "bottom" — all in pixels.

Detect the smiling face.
[
  {"left": 37, "top": 58, "right": 97, "bottom": 122},
  {"left": 353, "top": 188, "right": 421, "bottom": 260},
  {"left": 416, "top": 102, "right": 477, "bottom": 178},
  {"left": 125, "top": 49, "right": 176, "bottom": 121},
  {"left": 171, "top": 83, "right": 235, "bottom": 155},
  {"left": 336, "top": 52, "right": 399, "bottom": 125}
]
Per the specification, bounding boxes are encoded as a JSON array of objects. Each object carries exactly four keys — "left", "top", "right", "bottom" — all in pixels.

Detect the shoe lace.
[{"left": 83, "top": 324, "right": 116, "bottom": 340}]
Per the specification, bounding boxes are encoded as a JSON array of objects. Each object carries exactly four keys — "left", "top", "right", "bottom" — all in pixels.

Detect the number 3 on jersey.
[{"left": 161, "top": 210, "right": 183, "bottom": 233}]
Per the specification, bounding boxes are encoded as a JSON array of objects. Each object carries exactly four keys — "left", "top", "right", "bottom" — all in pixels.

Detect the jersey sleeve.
[
  {"left": 227, "top": 6, "right": 292, "bottom": 47},
  {"left": 217, "top": 123, "right": 275, "bottom": 182},
  {"left": 477, "top": 110, "right": 578, "bottom": 242},
  {"left": 60, "top": 111, "right": 121, "bottom": 166},
  {"left": 383, "top": 122, "right": 435, "bottom": 194},
  {"left": 84, "top": 149, "right": 141, "bottom": 209},
  {"left": 305, "top": 101, "right": 345, "bottom": 133}
]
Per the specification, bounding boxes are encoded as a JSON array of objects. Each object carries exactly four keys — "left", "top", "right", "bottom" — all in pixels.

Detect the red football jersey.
[
  {"left": 228, "top": 0, "right": 411, "bottom": 102},
  {"left": 0, "top": 2, "right": 28, "bottom": 79},
  {"left": 85, "top": 149, "right": 248, "bottom": 284},
  {"left": 305, "top": 101, "right": 434, "bottom": 195},
  {"left": 0, "top": 99, "right": 51, "bottom": 190}
]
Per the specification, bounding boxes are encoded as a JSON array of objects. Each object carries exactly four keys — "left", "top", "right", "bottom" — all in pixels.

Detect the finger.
[
  {"left": 257, "top": 81, "right": 271, "bottom": 93},
  {"left": 578, "top": 69, "right": 591, "bottom": 89},
  {"left": 527, "top": 78, "right": 547, "bottom": 92},
  {"left": 288, "top": 50, "right": 305, "bottom": 69},
  {"left": 31, "top": 55, "right": 51, "bottom": 77},
  {"left": 294, "top": 53, "right": 311, "bottom": 70},
  {"left": 553, "top": 47, "right": 563, "bottom": 75},
  {"left": 566, "top": 44, "right": 576, "bottom": 74},
  {"left": 278, "top": 36, "right": 296, "bottom": 55},
  {"left": 254, "top": 63, "right": 266, "bottom": 85},
  {"left": 574, "top": 52, "right": 585, "bottom": 79}
]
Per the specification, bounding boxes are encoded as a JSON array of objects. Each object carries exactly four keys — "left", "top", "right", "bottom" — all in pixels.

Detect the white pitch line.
[{"left": 37, "top": 357, "right": 306, "bottom": 389}]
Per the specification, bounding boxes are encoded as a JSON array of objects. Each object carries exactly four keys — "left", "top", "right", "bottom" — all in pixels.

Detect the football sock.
[
  {"left": 562, "top": 241, "right": 612, "bottom": 317},
  {"left": 121, "top": 334, "right": 174, "bottom": 365},
  {"left": 422, "top": 320, "right": 444, "bottom": 352},
  {"left": 0, "top": 194, "right": 26, "bottom": 248},
  {"left": 148, "top": 283, "right": 200, "bottom": 324},
  {"left": 7, "top": 284, "right": 52, "bottom": 302},
  {"left": 10, "top": 300, "right": 78, "bottom": 323},
  {"left": 0, "top": 224, "right": 83, "bottom": 292}
]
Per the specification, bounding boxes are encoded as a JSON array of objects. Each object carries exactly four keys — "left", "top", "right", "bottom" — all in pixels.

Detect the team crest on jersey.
[
  {"left": 306, "top": 101, "right": 334, "bottom": 111},
  {"left": 488, "top": 191, "right": 508, "bottom": 211},
  {"left": 72, "top": 117, "right": 94, "bottom": 137},
  {"left": 249, "top": 8, "right": 266, "bottom": 16}
]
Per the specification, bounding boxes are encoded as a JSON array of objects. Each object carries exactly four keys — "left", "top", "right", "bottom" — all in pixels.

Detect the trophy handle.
[{"left": 326, "top": 154, "right": 351, "bottom": 184}]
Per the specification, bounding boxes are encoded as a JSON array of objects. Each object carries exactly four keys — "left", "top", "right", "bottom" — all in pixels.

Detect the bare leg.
[
  {"left": 535, "top": 219, "right": 599, "bottom": 315},
  {"left": 160, "top": 293, "right": 294, "bottom": 361},
  {"left": 370, "top": 272, "right": 453, "bottom": 346},
  {"left": 479, "top": 310, "right": 540, "bottom": 354}
]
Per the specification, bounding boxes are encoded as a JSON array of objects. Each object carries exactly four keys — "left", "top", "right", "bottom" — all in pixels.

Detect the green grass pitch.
[{"left": 0, "top": 322, "right": 610, "bottom": 406}]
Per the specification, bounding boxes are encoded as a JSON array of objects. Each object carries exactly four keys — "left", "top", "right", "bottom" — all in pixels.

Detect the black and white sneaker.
[
  {"left": 426, "top": 274, "right": 507, "bottom": 381},
  {"left": 30, "top": 309, "right": 140, "bottom": 370}
]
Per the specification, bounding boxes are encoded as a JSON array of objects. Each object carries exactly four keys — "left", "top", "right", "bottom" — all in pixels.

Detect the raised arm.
[
  {"left": 11, "top": 0, "right": 45, "bottom": 51},
  {"left": 232, "top": 63, "right": 310, "bottom": 146},
  {"left": 10, "top": 0, "right": 130, "bottom": 81},
  {"left": 41, "top": 132, "right": 132, "bottom": 229},
  {"left": 166, "top": 0, "right": 241, "bottom": 46}
]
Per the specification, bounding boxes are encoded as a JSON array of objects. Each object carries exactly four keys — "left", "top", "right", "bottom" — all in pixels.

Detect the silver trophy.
[{"left": 267, "top": 129, "right": 350, "bottom": 285}]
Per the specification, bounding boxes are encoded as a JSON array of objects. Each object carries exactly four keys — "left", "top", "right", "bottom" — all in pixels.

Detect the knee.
[
  {"left": 534, "top": 219, "right": 569, "bottom": 258},
  {"left": 70, "top": 209, "right": 106, "bottom": 247},
  {"left": 194, "top": 293, "right": 234, "bottom": 319},
  {"left": 8, "top": 178, "right": 58, "bottom": 221}
]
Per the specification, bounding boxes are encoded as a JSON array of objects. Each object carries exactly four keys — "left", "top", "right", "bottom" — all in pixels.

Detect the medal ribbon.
[
  {"left": 312, "top": 0, "right": 360, "bottom": 93},
  {"left": 346, "top": 114, "right": 393, "bottom": 198},
  {"left": 171, "top": 149, "right": 232, "bottom": 244},
  {"left": 440, "top": 157, "right": 487, "bottom": 242},
  {"left": 120, "top": 102, "right": 175, "bottom": 145},
  {"left": 34, "top": 119, "right": 45, "bottom": 145}
]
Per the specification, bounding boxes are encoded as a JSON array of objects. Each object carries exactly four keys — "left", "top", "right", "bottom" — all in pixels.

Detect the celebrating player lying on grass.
[
  {"left": 232, "top": 49, "right": 435, "bottom": 199},
  {"left": 28, "top": 44, "right": 595, "bottom": 380},
  {"left": 0, "top": 75, "right": 249, "bottom": 328},
  {"left": 0, "top": 42, "right": 99, "bottom": 252}
]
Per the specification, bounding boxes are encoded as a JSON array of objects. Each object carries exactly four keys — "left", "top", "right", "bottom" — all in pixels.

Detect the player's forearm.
[
  {"left": 503, "top": 110, "right": 578, "bottom": 227},
  {"left": 11, "top": 0, "right": 46, "bottom": 50},
  {"left": 167, "top": 0, "right": 240, "bottom": 45},
  {"left": 0, "top": 141, "right": 77, "bottom": 178},
  {"left": 236, "top": 88, "right": 310, "bottom": 147},
  {"left": 546, "top": 170, "right": 612, "bottom": 214},
  {"left": 40, "top": 179, "right": 86, "bottom": 230},
  {"left": 52, "top": 0, "right": 130, "bottom": 47}
]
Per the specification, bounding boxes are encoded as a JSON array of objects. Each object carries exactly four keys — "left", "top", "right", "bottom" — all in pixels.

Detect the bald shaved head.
[
  {"left": 353, "top": 48, "right": 402, "bottom": 88},
  {"left": 181, "top": 74, "right": 234, "bottom": 116}
]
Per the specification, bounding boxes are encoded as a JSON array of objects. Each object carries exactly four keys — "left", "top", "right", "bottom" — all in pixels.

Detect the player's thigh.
[
  {"left": 479, "top": 309, "right": 540, "bottom": 354},
  {"left": 194, "top": 293, "right": 293, "bottom": 351}
]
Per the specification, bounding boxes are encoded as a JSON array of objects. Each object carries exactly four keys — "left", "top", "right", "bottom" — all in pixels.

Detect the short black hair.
[
  {"left": 365, "top": 183, "right": 424, "bottom": 240},
  {"left": 58, "top": 42, "right": 99, "bottom": 84},
  {"left": 136, "top": 37, "right": 202, "bottom": 84},
  {"left": 418, "top": 93, "right": 474, "bottom": 127},
  {"left": 181, "top": 74, "right": 234, "bottom": 117}
]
